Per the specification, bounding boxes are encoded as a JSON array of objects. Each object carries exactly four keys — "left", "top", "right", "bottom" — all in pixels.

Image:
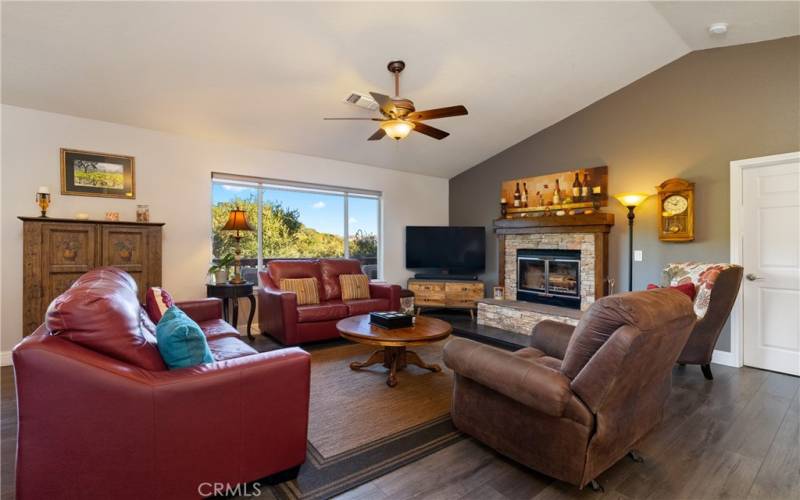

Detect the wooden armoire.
[{"left": 19, "top": 217, "right": 164, "bottom": 336}]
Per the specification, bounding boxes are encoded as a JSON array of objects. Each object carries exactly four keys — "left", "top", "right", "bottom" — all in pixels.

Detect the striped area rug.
[{"left": 270, "top": 340, "right": 463, "bottom": 500}]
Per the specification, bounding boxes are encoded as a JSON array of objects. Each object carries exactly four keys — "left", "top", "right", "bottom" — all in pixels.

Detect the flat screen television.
[{"left": 405, "top": 226, "right": 485, "bottom": 273}]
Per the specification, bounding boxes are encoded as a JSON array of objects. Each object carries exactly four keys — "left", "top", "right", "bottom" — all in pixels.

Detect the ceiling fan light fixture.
[{"left": 381, "top": 119, "right": 415, "bottom": 140}]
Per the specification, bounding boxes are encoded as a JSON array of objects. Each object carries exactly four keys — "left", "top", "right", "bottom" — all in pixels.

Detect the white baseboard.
[
  {"left": 1, "top": 351, "right": 12, "bottom": 367},
  {"left": 712, "top": 349, "right": 740, "bottom": 368}
]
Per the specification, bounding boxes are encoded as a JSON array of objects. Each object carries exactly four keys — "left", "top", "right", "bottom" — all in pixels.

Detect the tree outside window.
[{"left": 211, "top": 178, "right": 380, "bottom": 280}]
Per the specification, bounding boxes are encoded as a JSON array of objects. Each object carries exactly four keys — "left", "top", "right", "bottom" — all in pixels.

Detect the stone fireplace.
[{"left": 477, "top": 213, "right": 614, "bottom": 335}]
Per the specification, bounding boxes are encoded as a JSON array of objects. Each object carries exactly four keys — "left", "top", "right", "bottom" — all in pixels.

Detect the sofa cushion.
[
  {"left": 345, "top": 298, "right": 391, "bottom": 316},
  {"left": 340, "top": 274, "right": 371, "bottom": 300},
  {"left": 297, "top": 301, "right": 349, "bottom": 323},
  {"left": 280, "top": 277, "right": 320, "bottom": 305},
  {"left": 46, "top": 267, "right": 167, "bottom": 371},
  {"left": 206, "top": 336, "right": 258, "bottom": 362},
  {"left": 197, "top": 318, "right": 241, "bottom": 340},
  {"left": 267, "top": 259, "right": 324, "bottom": 297},
  {"left": 320, "top": 258, "right": 363, "bottom": 301},
  {"left": 646, "top": 282, "right": 696, "bottom": 301},
  {"left": 144, "top": 286, "right": 175, "bottom": 323},
  {"left": 156, "top": 306, "right": 214, "bottom": 370},
  {"left": 561, "top": 288, "right": 694, "bottom": 379}
]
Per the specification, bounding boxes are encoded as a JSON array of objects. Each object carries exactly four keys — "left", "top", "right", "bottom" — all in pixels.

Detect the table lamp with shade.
[
  {"left": 613, "top": 192, "right": 651, "bottom": 292},
  {"left": 222, "top": 206, "right": 254, "bottom": 284}
]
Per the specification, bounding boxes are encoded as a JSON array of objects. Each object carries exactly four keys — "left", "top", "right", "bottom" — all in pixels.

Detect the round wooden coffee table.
[{"left": 336, "top": 315, "right": 452, "bottom": 387}]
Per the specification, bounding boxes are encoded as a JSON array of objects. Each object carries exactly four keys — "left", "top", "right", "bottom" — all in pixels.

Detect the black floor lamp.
[{"left": 613, "top": 193, "right": 650, "bottom": 292}]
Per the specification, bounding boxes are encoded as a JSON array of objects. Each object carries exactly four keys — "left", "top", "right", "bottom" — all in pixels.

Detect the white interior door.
[{"left": 741, "top": 153, "right": 800, "bottom": 376}]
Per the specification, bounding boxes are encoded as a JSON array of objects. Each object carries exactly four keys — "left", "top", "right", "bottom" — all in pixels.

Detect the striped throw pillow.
[
  {"left": 144, "top": 287, "right": 175, "bottom": 323},
  {"left": 339, "top": 274, "right": 370, "bottom": 301},
  {"left": 279, "top": 277, "right": 320, "bottom": 305}
]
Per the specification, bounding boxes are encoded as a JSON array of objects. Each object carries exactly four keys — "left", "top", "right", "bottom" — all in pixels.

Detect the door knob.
[{"left": 745, "top": 273, "right": 763, "bottom": 281}]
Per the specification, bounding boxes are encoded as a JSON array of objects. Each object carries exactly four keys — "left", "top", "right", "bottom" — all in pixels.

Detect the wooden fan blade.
[
  {"left": 367, "top": 129, "right": 386, "bottom": 141},
  {"left": 323, "top": 117, "right": 383, "bottom": 120},
  {"left": 412, "top": 122, "right": 450, "bottom": 140},
  {"left": 369, "top": 92, "right": 397, "bottom": 118},
  {"left": 407, "top": 105, "right": 468, "bottom": 121}
]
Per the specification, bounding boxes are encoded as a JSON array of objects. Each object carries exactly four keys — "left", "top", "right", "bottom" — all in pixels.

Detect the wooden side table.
[{"left": 206, "top": 282, "right": 256, "bottom": 340}]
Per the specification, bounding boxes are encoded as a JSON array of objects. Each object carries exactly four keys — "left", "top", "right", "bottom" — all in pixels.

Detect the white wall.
[{"left": 0, "top": 105, "right": 449, "bottom": 354}]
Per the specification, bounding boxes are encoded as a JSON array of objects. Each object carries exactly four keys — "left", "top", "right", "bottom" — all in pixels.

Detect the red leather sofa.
[
  {"left": 13, "top": 267, "right": 310, "bottom": 500},
  {"left": 258, "top": 258, "right": 401, "bottom": 345}
]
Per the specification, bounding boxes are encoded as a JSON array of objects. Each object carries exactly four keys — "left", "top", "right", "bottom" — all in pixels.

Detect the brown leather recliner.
[
  {"left": 443, "top": 288, "right": 696, "bottom": 490},
  {"left": 662, "top": 263, "right": 744, "bottom": 380}
]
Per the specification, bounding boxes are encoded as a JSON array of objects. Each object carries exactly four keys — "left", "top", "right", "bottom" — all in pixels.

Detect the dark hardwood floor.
[
  {"left": 3, "top": 359, "right": 798, "bottom": 500},
  {"left": 333, "top": 363, "right": 799, "bottom": 500}
]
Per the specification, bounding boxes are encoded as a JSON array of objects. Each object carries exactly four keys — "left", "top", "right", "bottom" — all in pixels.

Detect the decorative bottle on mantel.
[
  {"left": 513, "top": 182, "right": 521, "bottom": 207},
  {"left": 581, "top": 172, "right": 590, "bottom": 199},
  {"left": 521, "top": 182, "right": 529, "bottom": 207},
  {"left": 553, "top": 179, "right": 562, "bottom": 205},
  {"left": 572, "top": 173, "right": 582, "bottom": 202}
]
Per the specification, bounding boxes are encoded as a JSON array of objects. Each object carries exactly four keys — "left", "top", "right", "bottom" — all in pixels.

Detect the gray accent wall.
[{"left": 449, "top": 36, "right": 800, "bottom": 352}]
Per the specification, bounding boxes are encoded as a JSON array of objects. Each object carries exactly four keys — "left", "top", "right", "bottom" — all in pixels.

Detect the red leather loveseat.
[
  {"left": 258, "top": 258, "right": 400, "bottom": 345},
  {"left": 13, "top": 267, "right": 310, "bottom": 500}
]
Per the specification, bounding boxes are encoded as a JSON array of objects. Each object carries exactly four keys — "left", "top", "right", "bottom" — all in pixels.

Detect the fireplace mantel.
[{"left": 493, "top": 212, "right": 615, "bottom": 234}]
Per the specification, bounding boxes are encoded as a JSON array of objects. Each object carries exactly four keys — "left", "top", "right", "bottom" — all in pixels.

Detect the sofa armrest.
[
  {"left": 147, "top": 348, "right": 312, "bottom": 484},
  {"left": 369, "top": 283, "right": 401, "bottom": 310},
  {"left": 175, "top": 297, "right": 223, "bottom": 323},
  {"left": 257, "top": 286, "right": 299, "bottom": 344},
  {"left": 443, "top": 337, "right": 573, "bottom": 417},
  {"left": 531, "top": 320, "right": 576, "bottom": 360}
]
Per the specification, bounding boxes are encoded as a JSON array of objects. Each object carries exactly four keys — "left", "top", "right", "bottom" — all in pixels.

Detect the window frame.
[{"left": 211, "top": 172, "right": 382, "bottom": 279}]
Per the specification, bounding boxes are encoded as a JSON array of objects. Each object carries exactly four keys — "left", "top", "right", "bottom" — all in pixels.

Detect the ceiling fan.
[{"left": 324, "top": 60, "right": 468, "bottom": 141}]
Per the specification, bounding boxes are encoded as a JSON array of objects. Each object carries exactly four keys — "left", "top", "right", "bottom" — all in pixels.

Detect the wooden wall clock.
[{"left": 657, "top": 178, "right": 694, "bottom": 242}]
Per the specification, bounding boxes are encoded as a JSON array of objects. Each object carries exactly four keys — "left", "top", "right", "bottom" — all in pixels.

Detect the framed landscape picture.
[{"left": 60, "top": 148, "right": 135, "bottom": 199}]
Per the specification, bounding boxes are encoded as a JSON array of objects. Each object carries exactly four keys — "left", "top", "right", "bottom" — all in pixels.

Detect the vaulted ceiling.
[{"left": 2, "top": 2, "right": 797, "bottom": 178}]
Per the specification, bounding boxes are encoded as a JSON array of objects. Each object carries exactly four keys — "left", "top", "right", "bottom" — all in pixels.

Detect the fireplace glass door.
[
  {"left": 547, "top": 260, "right": 579, "bottom": 296},
  {"left": 519, "top": 258, "right": 546, "bottom": 293},
  {"left": 516, "top": 249, "right": 581, "bottom": 309}
]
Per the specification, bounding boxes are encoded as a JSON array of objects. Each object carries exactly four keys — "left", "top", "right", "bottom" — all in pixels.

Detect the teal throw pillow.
[{"left": 156, "top": 306, "right": 214, "bottom": 369}]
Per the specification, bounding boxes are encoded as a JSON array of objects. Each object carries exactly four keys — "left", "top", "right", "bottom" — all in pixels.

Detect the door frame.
[{"left": 728, "top": 151, "right": 800, "bottom": 368}]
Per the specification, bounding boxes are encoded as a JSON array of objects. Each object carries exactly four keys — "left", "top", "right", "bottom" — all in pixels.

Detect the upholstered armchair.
[
  {"left": 443, "top": 288, "right": 696, "bottom": 490},
  {"left": 662, "top": 262, "right": 744, "bottom": 379}
]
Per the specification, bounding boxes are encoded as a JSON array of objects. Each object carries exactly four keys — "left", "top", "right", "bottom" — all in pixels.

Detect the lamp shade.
[
  {"left": 380, "top": 119, "right": 415, "bottom": 140},
  {"left": 614, "top": 192, "right": 650, "bottom": 208},
  {"left": 222, "top": 207, "right": 253, "bottom": 232}
]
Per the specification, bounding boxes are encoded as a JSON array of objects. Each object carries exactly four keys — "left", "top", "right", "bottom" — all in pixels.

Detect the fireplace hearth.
[{"left": 517, "top": 249, "right": 581, "bottom": 309}]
